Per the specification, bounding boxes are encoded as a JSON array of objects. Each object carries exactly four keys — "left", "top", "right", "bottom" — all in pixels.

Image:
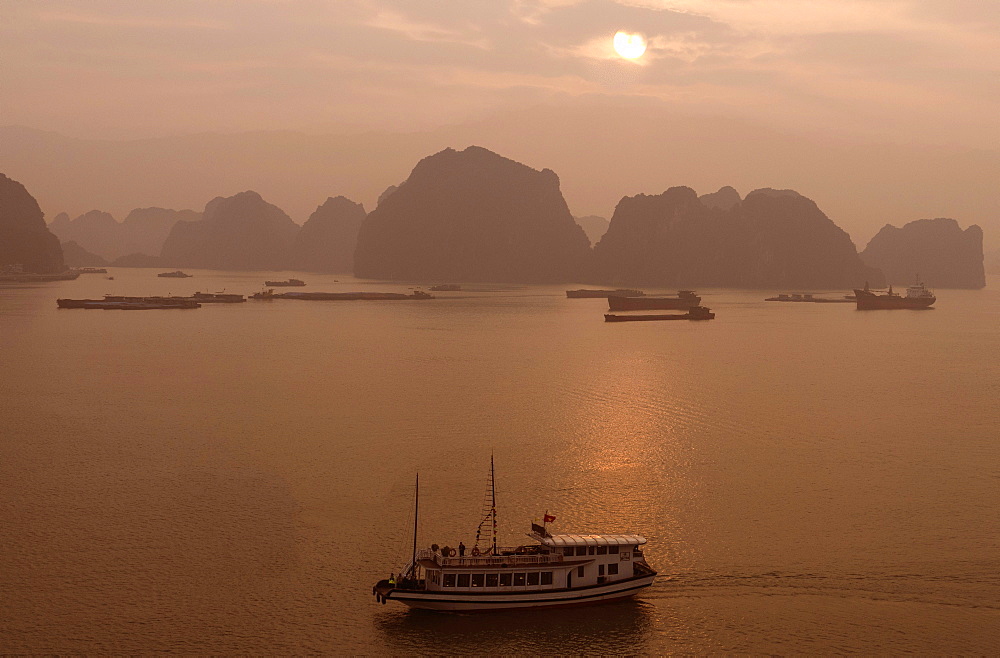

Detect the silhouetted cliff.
[
  {"left": 575, "top": 215, "right": 610, "bottom": 246},
  {"left": 861, "top": 218, "right": 985, "bottom": 288},
  {"left": 160, "top": 191, "right": 298, "bottom": 270},
  {"left": 0, "top": 173, "right": 64, "bottom": 273},
  {"left": 354, "top": 146, "right": 591, "bottom": 282},
  {"left": 121, "top": 208, "right": 200, "bottom": 258},
  {"left": 592, "top": 186, "right": 883, "bottom": 288},
  {"left": 288, "top": 196, "right": 366, "bottom": 273},
  {"left": 698, "top": 186, "right": 741, "bottom": 211},
  {"left": 61, "top": 241, "right": 108, "bottom": 267},
  {"left": 49, "top": 207, "right": 198, "bottom": 260}
]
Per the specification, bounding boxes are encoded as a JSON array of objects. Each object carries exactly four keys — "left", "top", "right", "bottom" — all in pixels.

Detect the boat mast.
[
  {"left": 490, "top": 453, "right": 497, "bottom": 555},
  {"left": 410, "top": 472, "right": 419, "bottom": 579}
]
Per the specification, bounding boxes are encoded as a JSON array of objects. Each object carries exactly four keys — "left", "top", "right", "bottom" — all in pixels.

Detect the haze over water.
[{"left": 2, "top": 271, "right": 998, "bottom": 653}]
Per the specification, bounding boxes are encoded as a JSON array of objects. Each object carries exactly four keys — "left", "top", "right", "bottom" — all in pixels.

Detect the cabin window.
[
  {"left": 527, "top": 572, "right": 540, "bottom": 586},
  {"left": 577, "top": 566, "right": 585, "bottom": 577},
  {"left": 513, "top": 573, "right": 526, "bottom": 586},
  {"left": 563, "top": 547, "right": 574, "bottom": 556},
  {"left": 471, "top": 574, "right": 484, "bottom": 587},
  {"left": 541, "top": 571, "right": 553, "bottom": 585},
  {"left": 597, "top": 546, "right": 608, "bottom": 555},
  {"left": 575, "top": 547, "right": 587, "bottom": 556},
  {"left": 608, "top": 564, "right": 619, "bottom": 575},
  {"left": 457, "top": 574, "right": 470, "bottom": 587},
  {"left": 486, "top": 573, "right": 499, "bottom": 587},
  {"left": 608, "top": 545, "right": 619, "bottom": 554},
  {"left": 588, "top": 546, "right": 596, "bottom": 555},
  {"left": 598, "top": 564, "right": 605, "bottom": 576},
  {"left": 499, "top": 573, "right": 513, "bottom": 587},
  {"left": 443, "top": 574, "right": 456, "bottom": 587}
]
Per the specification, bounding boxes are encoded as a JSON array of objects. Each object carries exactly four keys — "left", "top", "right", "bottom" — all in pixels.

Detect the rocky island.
[
  {"left": 0, "top": 173, "right": 65, "bottom": 273},
  {"left": 592, "top": 186, "right": 883, "bottom": 289},
  {"left": 288, "top": 196, "right": 366, "bottom": 273},
  {"left": 160, "top": 191, "right": 299, "bottom": 270},
  {"left": 354, "top": 146, "right": 591, "bottom": 283},
  {"left": 861, "top": 218, "right": 985, "bottom": 288}
]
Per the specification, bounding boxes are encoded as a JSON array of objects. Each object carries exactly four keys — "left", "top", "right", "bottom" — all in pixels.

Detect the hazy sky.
[{"left": 3, "top": 0, "right": 998, "bottom": 146}]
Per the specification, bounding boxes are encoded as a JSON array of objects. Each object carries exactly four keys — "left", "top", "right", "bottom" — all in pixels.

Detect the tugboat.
[
  {"left": 372, "top": 458, "right": 657, "bottom": 612},
  {"left": 854, "top": 278, "right": 935, "bottom": 310}
]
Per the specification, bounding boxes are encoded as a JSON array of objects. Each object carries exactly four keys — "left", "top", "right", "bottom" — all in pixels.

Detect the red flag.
[{"left": 543, "top": 514, "right": 556, "bottom": 523}]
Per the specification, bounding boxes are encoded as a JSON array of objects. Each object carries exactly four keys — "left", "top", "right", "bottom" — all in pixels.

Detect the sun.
[{"left": 613, "top": 31, "right": 647, "bottom": 60}]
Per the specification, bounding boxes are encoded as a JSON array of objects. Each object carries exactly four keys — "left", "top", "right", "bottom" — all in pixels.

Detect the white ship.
[{"left": 372, "top": 459, "right": 657, "bottom": 612}]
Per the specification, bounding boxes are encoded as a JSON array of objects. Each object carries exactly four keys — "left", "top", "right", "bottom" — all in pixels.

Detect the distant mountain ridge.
[{"left": 48, "top": 207, "right": 200, "bottom": 261}]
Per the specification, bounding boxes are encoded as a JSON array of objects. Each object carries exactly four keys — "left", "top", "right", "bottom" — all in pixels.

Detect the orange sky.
[{"left": 1, "top": 1, "right": 997, "bottom": 247}]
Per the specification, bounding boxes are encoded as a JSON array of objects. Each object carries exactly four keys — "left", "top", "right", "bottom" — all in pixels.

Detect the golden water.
[{"left": 2, "top": 271, "right": 998, "bottom": 652}]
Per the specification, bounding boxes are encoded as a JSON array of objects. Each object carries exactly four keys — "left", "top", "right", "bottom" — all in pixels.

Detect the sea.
[{"left": 2, "top": 269, "right": 998, "bottom": 653}]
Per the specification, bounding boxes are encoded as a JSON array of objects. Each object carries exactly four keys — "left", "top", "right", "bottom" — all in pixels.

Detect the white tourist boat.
[{"left": 372, "top": 459, "right": 658, "bottom": 612}]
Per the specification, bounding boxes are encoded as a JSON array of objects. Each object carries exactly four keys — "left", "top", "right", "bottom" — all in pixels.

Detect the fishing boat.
[{"left": 372, "top": 458, "right": 657, "bottom": 612}]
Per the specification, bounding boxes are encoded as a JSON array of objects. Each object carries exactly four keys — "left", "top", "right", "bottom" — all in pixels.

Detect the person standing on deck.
[{"left": 458, "top": 542, "right": 466, "bottom": 557}]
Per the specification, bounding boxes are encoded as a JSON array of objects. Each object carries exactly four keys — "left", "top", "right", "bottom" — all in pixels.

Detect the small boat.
[
  {"left": 158, "top": 270, "right": 192, "bottom": 278},
  {"left": 566, "top": 289, "right": 644, "bottom": 298},
  {"left": 608, "top": 290, "right": 701, "bottom": 310},
  {"left": 372, "top": 458, "right": 657, "bottom": 612},
  {"left": 604, "top": 306, "right": 715, "bottom": 322},
  {"left": 430, "top": 284, "right": 462, "bottom": 291},
  {"left": 264, "top": 278, "right": 306, "bottom": 287},
  {"left": 854, "top": 279, "right": 935, "bottom": 310}
]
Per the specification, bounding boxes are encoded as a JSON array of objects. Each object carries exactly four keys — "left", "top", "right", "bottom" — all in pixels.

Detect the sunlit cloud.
[{"left": 367, "top": 10, "right": 491, "bottom": 49}]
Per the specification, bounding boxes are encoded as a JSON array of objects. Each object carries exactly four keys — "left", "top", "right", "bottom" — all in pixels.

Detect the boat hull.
[{"left": 386, "top": 574, "right": 656, "bottom": 612}]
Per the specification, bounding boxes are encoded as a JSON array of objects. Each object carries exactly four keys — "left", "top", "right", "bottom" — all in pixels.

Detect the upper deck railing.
[{"left": 417, "top": 547, "right": 566, "bottom": 568}]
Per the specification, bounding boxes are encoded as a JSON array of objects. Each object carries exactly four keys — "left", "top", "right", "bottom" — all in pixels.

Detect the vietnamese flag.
[{"left": 543, "top": 514, "right": 556, "bottom": 523}]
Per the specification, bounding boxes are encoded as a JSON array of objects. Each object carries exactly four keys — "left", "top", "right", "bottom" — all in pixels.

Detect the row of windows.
[
  {"left": 434, "top": 571, "right": 556, "bottom": 588},
  {"left": 563, "top": 544, "right": 632, "bottom": 556}
]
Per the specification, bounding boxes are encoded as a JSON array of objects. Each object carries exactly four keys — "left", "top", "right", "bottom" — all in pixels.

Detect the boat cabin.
[{"left": 417, "top": 533, "right": 648, "bottom": 593}]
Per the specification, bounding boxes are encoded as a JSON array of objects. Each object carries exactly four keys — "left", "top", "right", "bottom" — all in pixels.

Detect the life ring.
[
  {"left": 447, "top": 548, "right": 457, "bottom": 557},
  {"left": 471, "top": 546, "right": 481, "bottom": 557}
]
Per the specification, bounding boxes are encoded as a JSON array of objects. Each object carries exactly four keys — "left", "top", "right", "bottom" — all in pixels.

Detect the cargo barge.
[
  {"left": 608, "top": 290, "right": 701, "bottom": 310},
  {"left": 604, "top": 306, "right": 715, "bottom": 322},
  {"left": 566, "top": 289, "right": 645, "bottom": 298}
]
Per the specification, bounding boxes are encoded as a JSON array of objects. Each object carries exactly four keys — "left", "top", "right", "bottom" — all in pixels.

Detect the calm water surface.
[{"left": 2, "top": 270, "right": 998, "bottom": 653}]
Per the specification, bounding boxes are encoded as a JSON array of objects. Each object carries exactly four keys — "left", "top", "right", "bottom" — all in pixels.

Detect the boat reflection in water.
[{"left": 372, "top": 459, "right": 657, "bottom": 612}]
